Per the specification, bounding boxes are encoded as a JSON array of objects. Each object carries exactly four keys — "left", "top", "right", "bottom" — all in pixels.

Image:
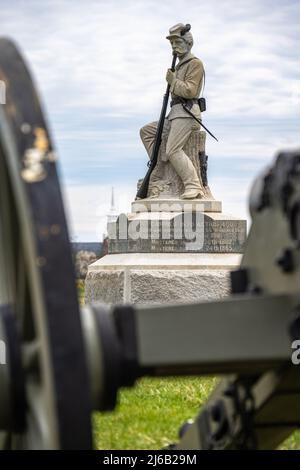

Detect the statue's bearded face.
[{"left": 169, "top": 37, "right": 189, "bottom": 56}]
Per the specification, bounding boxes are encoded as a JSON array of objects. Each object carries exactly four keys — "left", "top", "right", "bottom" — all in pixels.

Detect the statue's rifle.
[{"left": 136, "top": 53, "right": 177, "bottom": 200}]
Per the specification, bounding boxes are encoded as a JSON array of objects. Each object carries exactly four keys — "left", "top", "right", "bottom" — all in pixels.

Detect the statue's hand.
[{"left": 166, "top": 69, "right": 175, "bottom": 85}]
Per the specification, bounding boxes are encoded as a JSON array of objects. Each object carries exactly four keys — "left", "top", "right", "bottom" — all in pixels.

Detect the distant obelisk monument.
[
  {"left": 104, "top": 187, "right": 118, "bottom": 234},
  {"left": 85, "top": 23, "right": 246, "bottom": 305}
]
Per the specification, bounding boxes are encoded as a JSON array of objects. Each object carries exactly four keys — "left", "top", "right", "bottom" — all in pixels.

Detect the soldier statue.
[{"left": 140, "top": 23, "right": 205, "bottom": 199}]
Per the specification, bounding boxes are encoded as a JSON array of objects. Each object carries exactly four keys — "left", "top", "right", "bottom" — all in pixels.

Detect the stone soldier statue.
[{"left": 140, "top": 23, "right": 205, "bottom": 199}]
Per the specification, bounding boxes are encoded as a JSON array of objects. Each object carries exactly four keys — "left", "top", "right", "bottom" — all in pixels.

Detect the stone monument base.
[
  {"left": 107, "top": 207, "right": 246, "bottom": 255},
  {"left": 85, "top": 253, "right": 241, "bottom": 305}
]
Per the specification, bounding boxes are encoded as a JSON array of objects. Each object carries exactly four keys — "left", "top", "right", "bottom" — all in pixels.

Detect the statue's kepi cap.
[{"left": 166, "top": 23, "right": 191, "bottom": 40}]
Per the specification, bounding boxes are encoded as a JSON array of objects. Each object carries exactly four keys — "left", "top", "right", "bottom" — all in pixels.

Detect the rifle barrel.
[{"left": 136, "top": 54, "right": 177, "bottom": 199}]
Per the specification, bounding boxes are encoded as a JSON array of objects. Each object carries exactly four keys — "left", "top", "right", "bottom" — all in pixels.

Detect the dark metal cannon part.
[{"left": 0, "top": 38, "right": 92, "bottom": 449}]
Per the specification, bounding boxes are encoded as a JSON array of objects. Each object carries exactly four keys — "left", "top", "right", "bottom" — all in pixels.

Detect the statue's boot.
[
  {"left": 181, "top": 187, "right": 203, "bottom": 199},
  {"left": 168, "top": 150, "right": 204, "bottom": 199}
]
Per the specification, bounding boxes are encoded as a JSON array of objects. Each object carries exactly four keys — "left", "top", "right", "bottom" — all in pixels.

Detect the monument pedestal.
[
  {"left": 84, "top": 47, "right": 248, "bottom": 305},
  {"left": 85, "top": 252, "right": 242, "bottom": 305},
  {"left": 85, "top": 198, "right": 247, "bottom": 305}
]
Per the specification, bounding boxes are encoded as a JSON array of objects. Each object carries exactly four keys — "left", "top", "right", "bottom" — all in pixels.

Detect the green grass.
[
  {"left": 93, "top": 376, "right": 217, "bottom": 450},
  {"left": 78, "top": 281, "right": 300, "bottom": 450},
  {"left": 280, "top": 432, "right": 300, "bottom": 450},
  {"left": 77, "top": 279, "right": 85, "bottom": 306}
]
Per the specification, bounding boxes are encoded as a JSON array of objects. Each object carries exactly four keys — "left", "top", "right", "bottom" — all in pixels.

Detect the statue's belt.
[{"left": 170, "top": 97, "right": 198, "bottom": 110}]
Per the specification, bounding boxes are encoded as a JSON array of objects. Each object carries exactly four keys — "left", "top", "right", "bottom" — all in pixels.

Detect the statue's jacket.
[{"left": 168, "top": 52, "right": 204, "bottom": 121}]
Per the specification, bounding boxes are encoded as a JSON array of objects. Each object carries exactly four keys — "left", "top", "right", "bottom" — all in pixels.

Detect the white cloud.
[
  {"left": 208, "top": 129, "right": 300, "bottom": 161},
  {"left": 2, "top": 0, "right": 300, "bottom": 119}
]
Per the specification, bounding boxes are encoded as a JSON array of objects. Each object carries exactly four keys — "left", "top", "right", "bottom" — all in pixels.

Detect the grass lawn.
[
  {"left": 93, "top": 376, "right": 217, "bottom": 450},
  {"left": 77, "top": 279, "right": 85, "bottom": 306},
  {"left": 77, "top": 280, "right": 300, "bottom": 450}
]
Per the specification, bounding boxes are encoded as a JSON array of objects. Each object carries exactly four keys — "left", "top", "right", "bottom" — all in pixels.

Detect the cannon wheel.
[{"left": 0, "top": 38, "right": 92, "bottom": 449}]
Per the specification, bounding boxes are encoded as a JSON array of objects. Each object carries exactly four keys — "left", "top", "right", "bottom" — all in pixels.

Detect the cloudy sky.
[{"left": 2, "top": 0, "right": 300, "bottom": 240}]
